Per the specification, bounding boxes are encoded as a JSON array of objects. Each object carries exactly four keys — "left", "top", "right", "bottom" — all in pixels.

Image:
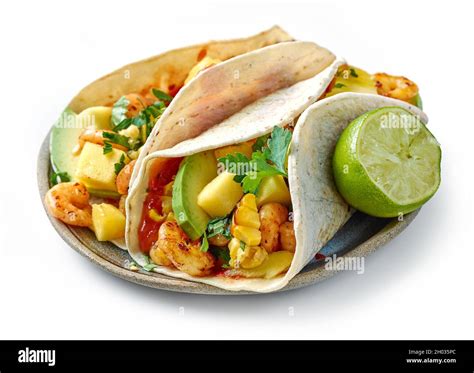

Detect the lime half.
[{"left": 333, "top": 107, "right": 441, "bottom": 218}]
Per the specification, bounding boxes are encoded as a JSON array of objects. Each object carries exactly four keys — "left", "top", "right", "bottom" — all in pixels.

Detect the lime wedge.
[{"left": 333, "top": 107, "right": 441, "bottom": 218}]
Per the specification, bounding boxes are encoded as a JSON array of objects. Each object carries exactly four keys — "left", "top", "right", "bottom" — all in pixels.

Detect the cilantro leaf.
[
  {"left": 50, "top": 171, "right": 71, "bottom": 186},
  {"left": 206, "top": 217, "right": 231, "bottom": 239},
  {"left": 350, "top": 68, "right": 359, "bottom": 78},
  {"left": 114, "top": 154, "right": 127, "bottom": 175},
  {"left": 334, "top": 83, "right": 346, "bottom": 88},
  {"left": 103, "top": 142, "right": 113, "bottom": 154},
  {"left": 252, "top": 134, "right": 269, "bottom": 152},
  {"left": 241, "top": 151, "right": 284, "bottom": 194},
  {"left": 210, "top": 247, "right": 231, "bottom": 267},
  {"left": 152, "top": 88, "right": 173, "bottom": 102},
  {"left": 111, "top": 96, "right": 130, "bottom": 127},
  {"left": 200, "top": 233, "right": 209, "bottom": 252},
  {"left": 217, "top": 153, "right": 252, "bottom": 183},
  {"left": 102, "top": 131, "right": 132, "bottom": 149},
  {"left": 264, "top": 126, "right": 291, "bottom": 174},
  {"left": 113, "top": 117, "right": 133, "bottom": 132}
]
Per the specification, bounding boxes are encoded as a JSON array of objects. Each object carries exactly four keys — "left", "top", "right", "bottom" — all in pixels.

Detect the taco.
[
  {"left": 126, "top": 92, "right": 427, "bottom": 292},
  {"left": 44, "top": 27, "right": 340, "bottom": 249}
]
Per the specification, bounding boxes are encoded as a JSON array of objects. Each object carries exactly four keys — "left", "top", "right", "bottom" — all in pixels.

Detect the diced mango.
[
  {"left": 92, "top": 203, "right": 126, "bottom": 241},
  {"left": 197, "top": 171, "right": 243, "bottom": 217},
  {"left": 256, "top": 175, "right": 291, "bottom": 208},
  {"left": 77, "top": 106, "right": 112, "bottom": 130},
  {"left": 232, "top": 225, "right": 261, "bottom": 246},
  {"left": 214, "top": 142, "right": 253, "bottom": 160},
  {"left": 239, "top": 193, "right": 258, "bottom": 211},
  {"left": 231, "top": 251, "right": 294, "bottom": 279},
  {"left": 234, "top": 206, "right": 260, "bottom": 229},
  {"left": 185, "top": 56, "right": 221, "bottom": 85},
  {"left": 75, "top": 142, "right": 128, "bottom": 192}
]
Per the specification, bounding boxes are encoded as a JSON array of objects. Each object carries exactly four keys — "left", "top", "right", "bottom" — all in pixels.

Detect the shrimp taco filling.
[
  {"left": 137, "top": 127, "right": 296, "bottom": 279},
  {"left": 44, "top": 54, "right": 233, "bottom": 242}
]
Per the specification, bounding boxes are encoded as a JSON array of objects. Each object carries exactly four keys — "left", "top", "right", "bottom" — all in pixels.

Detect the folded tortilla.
[
  {"left": 67, "top": 26, "right": 293, "bottom": 112},
  {"left": 127, "top": 93, "right": 426, "bottom": 292}
]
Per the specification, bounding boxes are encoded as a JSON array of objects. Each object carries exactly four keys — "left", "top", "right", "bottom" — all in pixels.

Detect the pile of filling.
[
  {"left": 138, "top": 127, "right": 296, "bottom": 279},
  {"left": 45, "top": 55, "right": 222, "bottom": 241}
]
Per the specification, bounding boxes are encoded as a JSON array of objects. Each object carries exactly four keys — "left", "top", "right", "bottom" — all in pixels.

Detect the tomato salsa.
[{"left": 138, "top": 157, "right": 183, "bottom": 253}]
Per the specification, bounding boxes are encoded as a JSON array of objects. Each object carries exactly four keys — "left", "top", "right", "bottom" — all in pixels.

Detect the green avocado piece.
[
  {"left": 50, "top": 108, "right": 83, "bottom": 180},
  {"left": 172, "top": 151, "right": 217, "bottom": 240}
]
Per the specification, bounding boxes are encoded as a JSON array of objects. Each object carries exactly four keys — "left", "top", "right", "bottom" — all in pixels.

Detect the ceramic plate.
[{"left": 38, "top": 130, "right": 418, "bottom": 295}]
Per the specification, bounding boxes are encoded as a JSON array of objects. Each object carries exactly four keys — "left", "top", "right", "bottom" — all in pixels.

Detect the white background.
[{"left": 1, "top": 0, "right": 473, "bottom": 339}]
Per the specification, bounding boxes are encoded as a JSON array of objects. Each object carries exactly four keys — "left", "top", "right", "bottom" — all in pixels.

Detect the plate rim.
[{"left": 38, "top": 128, "right": 419, "bottom": 295}]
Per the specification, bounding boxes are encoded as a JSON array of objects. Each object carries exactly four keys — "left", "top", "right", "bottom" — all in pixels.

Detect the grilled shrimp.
[
  {"left": 44, "top": 182, "right": 92, "bottom": 227},
  {"left": 149, "top": 244, "right": 173, "bottom": 267},
  {"left": 279, "top": 222, "right": 296, "bottom": 252},
  {"left": 116, "top": 160, "right": 136, "bottom": 195},
  {"left": 156, "top": 221, "right": 215, "bottom": 276},
  {"left": 124, "top": 93, "right": 154, "bottom": 118},
  {"left": 73, "top": 128, "right": 128, "bottom": 155},
  {"left": 373, "top": 73, "right": 419, "bottom": 102},
  {"left": 259, "top": 203, "right": 288, "bottom": 253}
]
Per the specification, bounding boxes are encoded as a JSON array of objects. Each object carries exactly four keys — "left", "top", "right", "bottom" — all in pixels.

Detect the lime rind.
[{"left": 333, "top": 107, "right": 441, "bottom": 218}]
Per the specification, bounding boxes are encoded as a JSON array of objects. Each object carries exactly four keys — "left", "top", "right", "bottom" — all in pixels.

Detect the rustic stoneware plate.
[{"left": 38, "top": 130, "right": 418, "bottom": 295}]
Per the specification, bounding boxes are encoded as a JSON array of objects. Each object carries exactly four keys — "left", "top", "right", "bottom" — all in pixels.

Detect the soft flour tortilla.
[
  {"left": 131, "top": 42, "right": 337, "bottom": 187},
  {"left": 127, "top": 84, "right": 428, "bottom": 292},
  {"left": 66, "top": 26, "right": 293, "bottom": 112}
]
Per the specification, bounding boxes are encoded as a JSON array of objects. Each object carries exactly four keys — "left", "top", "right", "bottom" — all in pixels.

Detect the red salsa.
[{"left": 138, "top": 157, "right": 183, "bottom": 253}]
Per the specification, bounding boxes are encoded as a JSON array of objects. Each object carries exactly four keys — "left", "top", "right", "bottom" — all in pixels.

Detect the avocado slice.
[
  {"left": 49, "top": 109, "right": 122, "bottom": 200},
  {"left": 172, "top": 151, "right": 217, "bottom": 240},
  {"left": 50, "top": 108, "right": 82, "bottom": 179}
]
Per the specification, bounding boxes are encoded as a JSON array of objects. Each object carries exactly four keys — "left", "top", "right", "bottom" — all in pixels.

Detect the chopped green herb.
[
  {"left": 50, "top": 171, "right": 71, "bottom": 186},
  {"left": 114, "top": 154, "right": 127, "bottom": 175},
  {"left": 210, "top": 247, "right": 231, "bottom": 267},
  {"left": 217, "top": 152, "right": 252, "bottom": 183},
  {"left": 218, "top": 127, "right": 292, "bottom": 194},
  {"left": 240, "top": 241, "right": 246, "bottom": 251},
  {"left": 200, "top": 233, "right": 209, "bottom": 252},
  {"left": 103, "top": 141, "right": 113, "bottom": 155},
  {"left": 334, "top": 83, "right": 346, "bottom": 88},
  {"left": 252, "top": 134, "right": 270, "bottom": 152},
  {"left": 111, "top": 96, "right": 130, "bottom": 127},
  {"left": 113, "top": 117, "right": 133, "bottom": 132},
  {"left": 152, "top": 88, "right": 173, "bottom": 102},
  {"left": 143, "top": 263, "right": 157, "bottom": 272},
  {"left": 350, "top": 68, "right": 359, "bottom": 78},
  {"left": 206, "top": 217, "right": 231, "bottom": 239},
  {"left": 102, "top": 131, "right": 132, "bottom": 149},
  {"left": 264, "top": 126, "right": 292, "bottom": 174}
]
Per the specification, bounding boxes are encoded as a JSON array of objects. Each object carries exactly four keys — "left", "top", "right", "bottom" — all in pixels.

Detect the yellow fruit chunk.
[
  {"left": 232, "top": 225, "right": 261, "bottom": 246},
  {"left": 185, "top": 56, "right": 221, "bottom": 84},
  {"left": 234, "top": 206, "right": 260, "bottom": 229},
  {"left": 256, "top": 175, "right": 291, "bottom": 208},
  {"left": 149, "top": 209, "right": 166, "bottom": 223},
  {"left": 232, "top": 251, "right": 294, "bottom": 279},
  {"left": 75, "top": 142, "right": 128, "bottom": 192},
  {"left": 92, "top": 203, "right": 126, "bottom": 241},
  {"left": 77, "top": 106, "right": 112, "bottom": 130},
  {"left": 197, "top": 171, "right": 243, "bottom": 217},
  {"left": 214, "top": 142, "right": 253, "bottom": 160}
]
